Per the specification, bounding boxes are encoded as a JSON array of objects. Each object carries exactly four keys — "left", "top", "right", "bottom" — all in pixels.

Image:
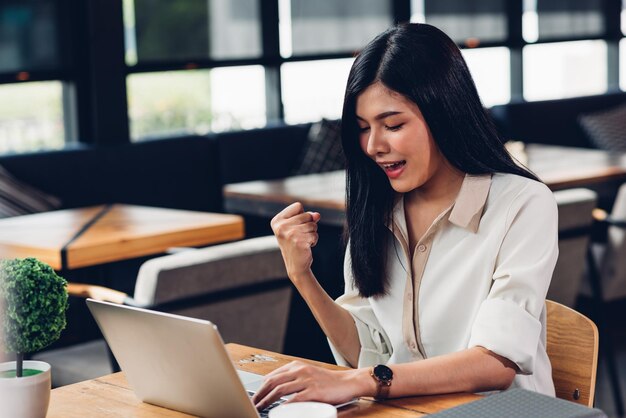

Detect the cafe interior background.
[{"left": 1, "top": 0, "right": 626, "bottom": 416}]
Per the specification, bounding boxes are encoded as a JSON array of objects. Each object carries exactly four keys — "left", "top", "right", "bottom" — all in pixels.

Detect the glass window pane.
[
  {"left": 410, "top": 0, "right": 425, "bottom": 22},
  {"left": 622, "top": 0, "right": 626, "bottom": 35},
  {"left": 127, "top": 66, "right": 265, "bottom": 140},
  {"left": 619, "top": 38, "right": 626, "bottom": 91},
  {"left": 461, "top": 47, "right": 510, "bottom": 107},
  {"left": 0, "top": 1, "right": 61, "bottom": 72},
  {"left": 0, "top": 81, "right": 65, "bottom": 153},
  {"left": 281, "top": 0, "right": 392, "bottom": 57},
  {"left": 524, "top": 0, "right": 604, "bottom": 42},
  {"left": 209, "top": 66, "right": 266, "bottom": 132},
  {"left": 281, "top": 58, "right": 353, "bottom": 124},
  {"left": 422, "top": 0, "right": 507, "bottom": 44},
  {"left": 125, "top": 0, "right": 261, "bottom": 65},
  {"left": 523, "top": 40, "right": 607, "bottom": 101}
]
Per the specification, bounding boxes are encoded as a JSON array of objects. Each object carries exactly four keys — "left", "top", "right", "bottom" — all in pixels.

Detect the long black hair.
[{"left": 342, "top": 23, "right": 538, "bottom": 298}]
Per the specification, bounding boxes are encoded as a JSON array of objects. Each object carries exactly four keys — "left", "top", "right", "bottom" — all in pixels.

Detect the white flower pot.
[{"left": 0, "top": 361, "right": 51, "bottom": 418}]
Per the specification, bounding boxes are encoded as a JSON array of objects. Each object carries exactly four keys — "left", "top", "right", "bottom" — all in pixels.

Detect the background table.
[
  {"left": 525, "top": 144, "right": 626, "bottom": 190},
  {"left": 0, "top": 204, "right": 245, "bottom": 270},
  {"left": 48, "top": 344, "right": 480, "bottom": 417},
  {"left": 224, "top": 144, "right": 626, "bottom": 227}
]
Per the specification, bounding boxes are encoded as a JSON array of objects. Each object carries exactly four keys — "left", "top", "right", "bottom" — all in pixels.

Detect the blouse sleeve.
[
  {"left": 328, "top": 246, "right": 392, "bottom": 368},
  {"left": 468, "top": 181, "right": 558, "bottom": 375}
]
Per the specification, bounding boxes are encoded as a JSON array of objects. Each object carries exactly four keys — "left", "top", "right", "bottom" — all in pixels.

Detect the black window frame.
[{"left": 0, "top": 0, "right": 623, "bottom": 151}]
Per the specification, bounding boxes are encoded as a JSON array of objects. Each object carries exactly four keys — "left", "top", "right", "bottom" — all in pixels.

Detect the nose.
[{"left": 364, "top": 128, "right": 388, "bottom": 157}]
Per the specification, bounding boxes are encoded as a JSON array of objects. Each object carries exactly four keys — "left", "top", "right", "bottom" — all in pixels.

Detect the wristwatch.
[{"left": 370, "top": 364, "right": 393, "bottom": 400}]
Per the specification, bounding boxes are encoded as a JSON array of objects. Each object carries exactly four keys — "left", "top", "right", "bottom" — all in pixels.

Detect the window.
[
  {"left": 523, "top": 0, "right": 603, "bottom": 42},
  {"left": 0, "top": 1, "right": 70, "bottom": 153},
  {"left": 461, "top": 47, "right": 510, "bottom": 107},
  {"left": 0, "top": 82, "right": 65, "bottom": 153},
  {"left": 623, "top": 0, "right": 626, "bottom": 35},
  {"left": 280, "top": 0, "right": 392, "bottom": 57},
  {"left": 2, "top": 0, "right": 625, "bottom": 154},
  {"left": 124, "top": 0, "right": 266, "bottom": 140},
  {"left": 0, "top": 2, "right": 62, "bottom": 72},
  {"left": 523, "top": 40, "right": 607, "bottom": 101},
  {"left": 127, "top": 66, "right": 265, "bottom": 140},
  {"left": 125, "top": 0, "right": 262, "bottom": 65},
  {"left": 619, "top": 38, "right": 626, "bottom": 91},
  {"left": 281, "top": 58, "right": 353, "bottom": 124},
  {"left": 416, "top": 0, "right": 507, "bottom": 45},
  {"left": 209, "top": 66, "right": 266, "bottom": 132}
]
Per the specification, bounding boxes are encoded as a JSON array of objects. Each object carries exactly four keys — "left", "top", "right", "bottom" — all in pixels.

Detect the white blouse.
[{"left": 329, "top": 173, "right": 558, "bottom": 395}]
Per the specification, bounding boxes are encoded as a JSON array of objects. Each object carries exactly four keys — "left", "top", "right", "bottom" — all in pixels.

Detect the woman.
[{"left": 253, "top": 23, "right": 558, "bottom": 410}]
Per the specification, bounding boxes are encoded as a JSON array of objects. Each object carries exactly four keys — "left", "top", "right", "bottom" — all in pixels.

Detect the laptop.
[{"left": 86, "top": 299, "right": 352, "bottom": 418}]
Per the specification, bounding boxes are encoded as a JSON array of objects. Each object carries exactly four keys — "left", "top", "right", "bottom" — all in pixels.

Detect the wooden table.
[
  {"left": 0, "top": 204, "right": 245, "bottom": 270},
  {"left": 223, "top": 144, "right": 626, "bottom": 226},
  {"left": 525, "top": 144, "right": 626, "bottom": 190},
  {"left": 48, "top": 344, "right": 480, "bottom": 417}
]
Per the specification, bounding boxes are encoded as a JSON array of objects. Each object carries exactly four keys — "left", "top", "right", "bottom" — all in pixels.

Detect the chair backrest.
[
  {"left": 546, "top": 299, "right": 599, "bottom": 407},
  {"left": 133, "top": 236, "right": 292, "bottom": 352},
  {"left": 550, "top": 188, "right": 597, "bottom": 307}
]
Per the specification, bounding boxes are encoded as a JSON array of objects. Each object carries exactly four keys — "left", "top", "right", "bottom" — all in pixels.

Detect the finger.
[
  {"left": 253, "top": 374, "right": 296, "bottom": 408},
  {"left": 273, "top": 213, "right": 318, "bottom": 237},
  {"left": 274, "top": 220, "right": 318, "bottom": 241},
  {"left": 252, "top": 367, "right": 298, "bottom": 403},
  {"left": 308, "top": 212, "right": 321, "bottom": 223},
  {"left": 281, "top": 389, "right": 313, "bottom": 405},
  {"left": 276, "top": 202, "right": 305, "bottom": 219},
  {"left": 293, "top": 222, "right": 317, "bottom": 234},
  {"left": 309, "top": 234, "right": 319, "bottom": 248},
  {"left": 255, "top": 381, "right": 307, "bottom": 411},
  {"left": 285, "top": 211, "right": 318, "bottom": 225}
]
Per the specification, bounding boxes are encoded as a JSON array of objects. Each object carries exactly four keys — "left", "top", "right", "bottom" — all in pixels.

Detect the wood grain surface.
[
  {"left": 546, "top": 300, "right": 599, "bottom": 407},
  {"left": 0, "top": 204, "right": 244, "bottom": 269},
  {"left": 48, "top": 344, "right": 481, "bottom": 417}
]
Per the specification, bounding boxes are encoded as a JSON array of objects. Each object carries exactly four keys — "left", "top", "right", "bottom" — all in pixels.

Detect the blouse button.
[
  {"left": 410, "top": 342, "right": 417, "bottom": 350},
  {"left": 418, "top": 244, "right": 426, "bottom": 252}
]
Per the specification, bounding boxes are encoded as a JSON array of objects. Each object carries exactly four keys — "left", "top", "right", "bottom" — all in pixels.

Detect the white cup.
[{"left": 268, "top": 402, "right": 337, "bottom": 418}]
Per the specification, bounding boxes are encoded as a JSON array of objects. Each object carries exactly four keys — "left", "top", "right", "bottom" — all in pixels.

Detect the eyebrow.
[{"left": 356, "top": 111, "right": 404, "bottom": 122}]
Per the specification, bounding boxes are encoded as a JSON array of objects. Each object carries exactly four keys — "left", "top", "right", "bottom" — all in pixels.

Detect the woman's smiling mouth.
[{"left": 379, "top": 160, "right": 406, "bottom": 178}]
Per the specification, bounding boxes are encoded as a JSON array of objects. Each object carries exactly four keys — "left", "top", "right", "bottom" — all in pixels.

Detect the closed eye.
[
  {"left": 385, "top": 124, "right": 404, "bottom": 132},
  {"left": 359, "top": 126, "right": 370, "bottom": 133}
]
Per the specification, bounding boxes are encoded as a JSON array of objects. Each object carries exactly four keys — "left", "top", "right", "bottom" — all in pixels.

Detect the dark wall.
[
  {"left": 217, "top": 123, "right": 310, "bottom": 184},
  {"left": 0, "top": 136, "right": 221, "bottom": 212},
  {"left": 0, "top": 123, "right": 313, "bottom": 212}
]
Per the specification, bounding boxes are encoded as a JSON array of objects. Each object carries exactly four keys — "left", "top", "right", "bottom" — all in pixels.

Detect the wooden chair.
[{"left": 546, "top": 299, "right": 599, "bottom": 407}]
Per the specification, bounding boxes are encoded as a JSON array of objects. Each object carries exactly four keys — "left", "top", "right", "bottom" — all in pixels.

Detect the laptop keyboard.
[{"left": 247, "top": 390, "right": 286, "bottom": 418}]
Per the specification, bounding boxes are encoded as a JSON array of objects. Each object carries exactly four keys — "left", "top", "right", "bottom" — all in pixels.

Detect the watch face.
[{"left": 373, "top": 364, "right": 393, "bottom": 382}]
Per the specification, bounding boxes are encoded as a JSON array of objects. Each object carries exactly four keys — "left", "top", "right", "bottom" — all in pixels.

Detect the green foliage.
[
  {"left": 0, "top": 258, "right": 68, "bottom": 355},
  {"left": 134, "top": 0, "right": 209, "bottom": 61}
]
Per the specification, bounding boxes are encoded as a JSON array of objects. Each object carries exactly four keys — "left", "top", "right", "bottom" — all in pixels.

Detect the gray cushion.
[
  {"left": 133, "top": 236, "right": 292, "bottom": 352},
  {"left": 292, "top": 119, "right": 344, "bottom": 175},
  {"left": 0, "top": 164, "right": 62, "bottom": 218},
  {"left": 134, "top": 236, "right": 287, "bottom": 305},
  {"left": 550, "top": 188, "right": 597, "bottom": 307},
  {"left": 578, "top": 104, "right": 626, "bottom": 152}
]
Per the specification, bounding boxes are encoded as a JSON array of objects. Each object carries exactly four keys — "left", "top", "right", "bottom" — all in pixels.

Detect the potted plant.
[{"left": 0, "top": 257, "right": 68, "bottom": 418}]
